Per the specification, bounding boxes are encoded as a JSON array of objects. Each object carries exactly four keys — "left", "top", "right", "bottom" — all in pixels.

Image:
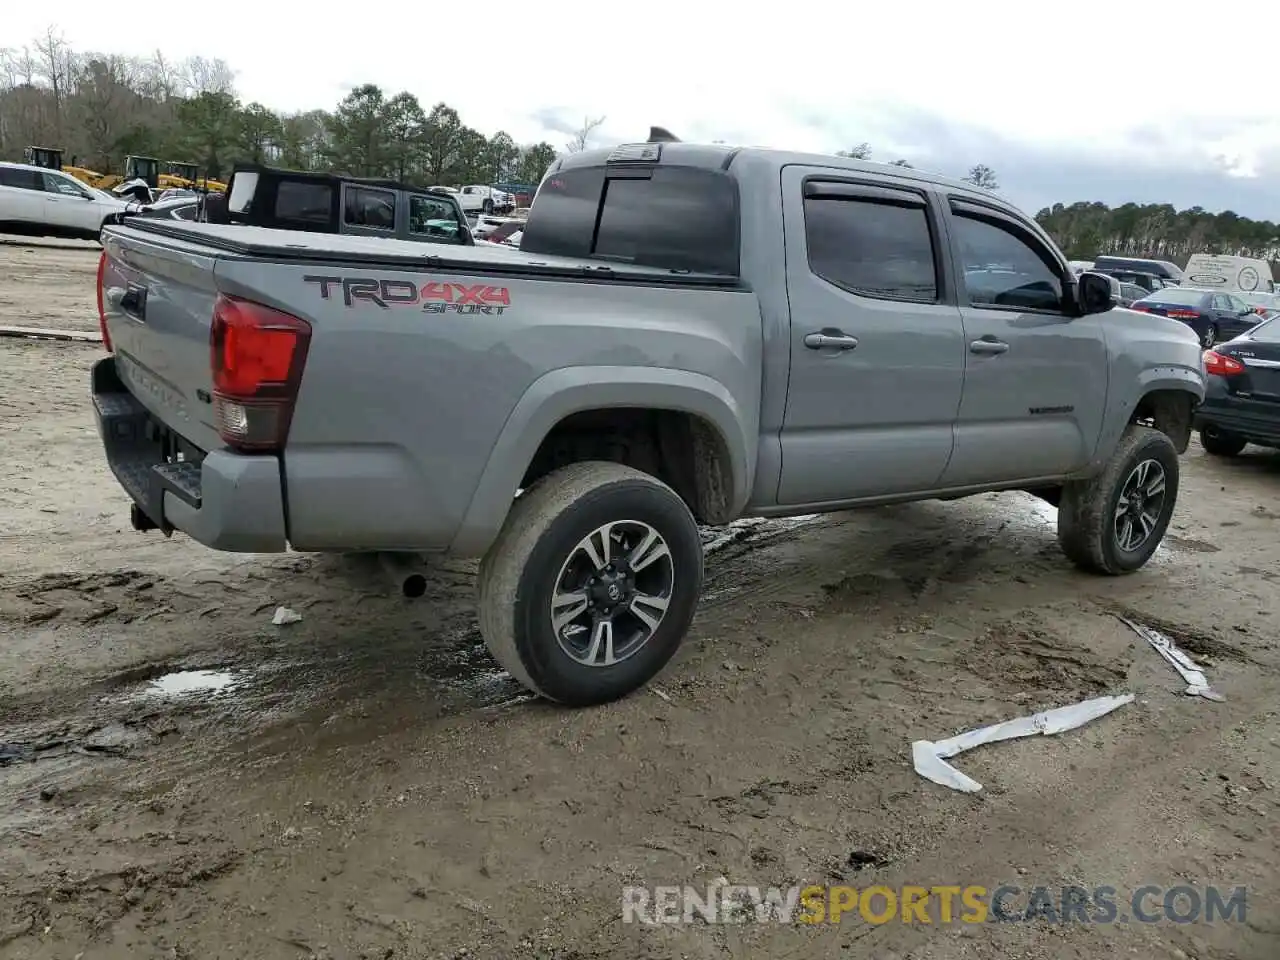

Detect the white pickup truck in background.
[{"left": 454, "top": 184, "right": 515, "bottom": 215}]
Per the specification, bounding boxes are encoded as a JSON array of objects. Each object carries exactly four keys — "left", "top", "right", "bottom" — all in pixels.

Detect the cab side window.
[{"left": 951, "top": 205, "right": 1064, "bottom": 312}]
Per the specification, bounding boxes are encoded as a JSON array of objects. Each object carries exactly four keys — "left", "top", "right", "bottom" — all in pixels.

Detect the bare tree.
[
  {"left": 565, "top": 115, "right": 605, "bottom": 153},
  {"left": 181, "top": 55, "right": 236, "bottom": 96},
  {"left": 34, "top": 26, "right": 74, "bottom": 138},
  {"left": 142, "top": 49, "right": 180, "bottom": 101}
]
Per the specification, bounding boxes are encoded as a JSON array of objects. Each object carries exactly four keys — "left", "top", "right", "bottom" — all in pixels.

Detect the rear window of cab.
[{"left": 520, "top": 165, "right": 739, "bottom": 276}]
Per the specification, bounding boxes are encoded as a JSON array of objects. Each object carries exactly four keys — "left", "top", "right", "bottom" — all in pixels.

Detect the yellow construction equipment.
[
  {"left": 21, "top": 145, "right": 226, "bottom": 195},
  {"left": 159, "top": 161, "right": 227, "bottom": 193},
  {"left": 21, "top": 145, "right": 106, "bottom": 189}
]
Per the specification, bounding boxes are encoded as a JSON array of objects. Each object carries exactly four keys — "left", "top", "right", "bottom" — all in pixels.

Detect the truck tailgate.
[{"left": 100, "top": 226, "right": 223, "bottom": 453}]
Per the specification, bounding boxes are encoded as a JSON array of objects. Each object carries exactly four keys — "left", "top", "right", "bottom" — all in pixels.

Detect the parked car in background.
[
  {"left": 1182, "top": 253, "right": 1276, "bottom": 294},
  {"left": 1194, "top": 316, "right": 1280, "bottom": 456},
  {"left": 474, "top": 217, "right": 524, "bottom": 245},
  {"left": 455, "top": 185, "right": 515, "bottom": 215},
  {"left": 0, "top": 160, "right": 132, "bottom": 240},
  {"left": 1130, "top": 287, "right": 1261, "bottom": 347},
  {"left": 1092, "top": 256, "right": 1183, "bottom": 285},
  {"left": 1068, "top": 260, "right": 1094, "bottom": 275},
  {"left": 1096, "top": 269, "right": 1172, "bottom": 294},
  {"left": 1239, "top": 291, "right": 1280, "bottom": 320},
  {"left": 1116, "top": 282, "right": 1149, "bottom": 307},
  {"left": 470, "top": 213, "right": 514, "bottom": 240},
  {"left": 218, "top": 164, "right": 472, "bottom": 245}
]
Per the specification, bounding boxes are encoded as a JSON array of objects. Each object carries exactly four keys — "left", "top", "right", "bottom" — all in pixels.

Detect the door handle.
[
  {"left": 804, "top": 332, "right": 859, "bottom": 351},
  {"left": 969, "top": 339, "right": 1009, "bottom": 355}
]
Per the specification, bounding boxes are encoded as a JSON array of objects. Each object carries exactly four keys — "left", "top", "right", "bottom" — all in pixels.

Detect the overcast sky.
[{"left": 10, "top": 0, "right": 1280, "bottom": 220}]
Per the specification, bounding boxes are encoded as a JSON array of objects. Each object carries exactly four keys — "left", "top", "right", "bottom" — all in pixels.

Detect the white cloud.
[{"left": 7, "top": 0, "right": 1280, "bottom": 185}]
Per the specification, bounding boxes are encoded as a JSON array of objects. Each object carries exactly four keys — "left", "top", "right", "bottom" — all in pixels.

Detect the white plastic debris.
[
  {"left": 272, "top": 606, "right": 303, "bottom": 625},
  {"left": 912, "top": 694, "right": 1135, "bottom": 793},
  {"left": 1119, "top": 617, "right": 1224, "bottom": 702}
]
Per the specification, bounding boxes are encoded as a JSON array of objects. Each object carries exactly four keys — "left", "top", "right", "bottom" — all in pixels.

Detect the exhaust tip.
[{"left": 402, "top": 573, "right": 427, "bottom": 599}]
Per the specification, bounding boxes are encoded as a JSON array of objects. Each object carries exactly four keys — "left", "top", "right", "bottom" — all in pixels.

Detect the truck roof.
[{"left": 556, "top": 140, "right": 1020, "bottom": 214}]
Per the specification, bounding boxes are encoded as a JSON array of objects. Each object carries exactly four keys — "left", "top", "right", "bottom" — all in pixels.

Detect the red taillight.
[
  {"left": 1167, "top": 309, "right": 1200, "bottom": 319},
  {"left": 96, "top": 251, "right": 113, "bottom": 352},
  {"left": 1130, "top": 303, "right": 1151, "bottom": 312},
  {"left": 1203, "top": 350, "right": 1246, "bottom": 377},
  {"left": 210, "top": 294, "right": 311, "bottom": 452}
]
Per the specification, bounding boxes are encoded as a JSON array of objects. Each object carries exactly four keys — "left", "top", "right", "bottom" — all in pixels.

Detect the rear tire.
[
  {"left": 477, "top": 462, "right": 703, "bottom": 706},
  {"left": 1202, "top": 324, "right": 1218, "bottom": 347},
  {"left": 1057, "top": 425, "right": 1179, "bottom": 575},
  {"left": 1199, "top": 426, "right": 1247, "bottom": 457}
]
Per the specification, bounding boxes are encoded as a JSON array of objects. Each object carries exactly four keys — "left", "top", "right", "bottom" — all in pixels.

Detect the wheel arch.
[
  {"left": 1094, "top": 370, "right": 1204, "bottom": 462},
  {"left": 449, "top": 366, "right": 754, "bottom": 557}
]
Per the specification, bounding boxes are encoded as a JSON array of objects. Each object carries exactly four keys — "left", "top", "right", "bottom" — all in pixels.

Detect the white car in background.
[{"left": 0, "top": 161, "right": 132, "bottom": 241}]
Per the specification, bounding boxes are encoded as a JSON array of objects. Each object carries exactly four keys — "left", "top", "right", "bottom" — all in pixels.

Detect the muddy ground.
[{"left": 1, "top": 235, "right": 1279, "bottom": 960}]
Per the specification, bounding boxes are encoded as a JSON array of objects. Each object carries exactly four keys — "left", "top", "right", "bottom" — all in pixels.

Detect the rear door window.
[
  {"left": 803, "top": 195, "right": 938, "bottom": 301},
  {"left": 521, "top": 165, "right": 739, "bottom": 275},
  {"left": 0, "top": 167, "right": 45, "bottom": 190}
]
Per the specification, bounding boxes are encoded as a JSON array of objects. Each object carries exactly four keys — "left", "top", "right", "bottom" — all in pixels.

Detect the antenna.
[{"left": 647, "top": 126, "right": 680, "bottom": 144}]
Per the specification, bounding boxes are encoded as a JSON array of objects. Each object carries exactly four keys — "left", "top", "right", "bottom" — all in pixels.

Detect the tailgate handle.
[{"left": 120, "top": 284, "right": 147, "bottom": 320}]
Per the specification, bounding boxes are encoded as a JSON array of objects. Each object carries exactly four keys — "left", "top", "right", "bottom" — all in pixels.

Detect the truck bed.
[
  {"left": 120, "top": 219, "right": 742, "bottom": 288},
  {"left": 93, "top": 218, "right": 761, "bottom": 557}
]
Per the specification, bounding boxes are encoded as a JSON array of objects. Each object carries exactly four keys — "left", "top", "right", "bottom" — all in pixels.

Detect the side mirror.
[{"left": 1077, "top": 271, "right": 1119, "bottom": 315}]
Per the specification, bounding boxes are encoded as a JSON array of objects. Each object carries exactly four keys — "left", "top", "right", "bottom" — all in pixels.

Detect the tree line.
[
  {"left": 2, "top": 29, "right": 1276, "bottom": 268},
  {"left": 1034, "top": 201, "right": 1279, "bottom": 266},
  {"left": 0, "top": 28, "right": 562, "bottom": 187}
]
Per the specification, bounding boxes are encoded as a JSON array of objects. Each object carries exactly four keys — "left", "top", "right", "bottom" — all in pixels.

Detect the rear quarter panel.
[{"left": 212, "top": 258, "right": 763, "bottom": 553}]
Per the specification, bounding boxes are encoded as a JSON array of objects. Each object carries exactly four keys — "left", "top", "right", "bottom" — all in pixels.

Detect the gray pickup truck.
[{"left": 90, "top": 136, "right": 1206, "bottom": 706}]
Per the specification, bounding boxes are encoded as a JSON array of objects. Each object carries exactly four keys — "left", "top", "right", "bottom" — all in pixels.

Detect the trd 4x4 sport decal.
[{"left": 303, "top": 275, "right": 510, "bottom": 315}]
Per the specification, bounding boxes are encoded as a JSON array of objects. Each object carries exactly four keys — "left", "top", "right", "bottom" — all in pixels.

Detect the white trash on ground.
[
  {"left": 1118, "top": 616, "right": 1225, "bottom": 702},
  {"left": 912, "top": 694, "right": 1135, "bottom": 793},
  {"left": 272, "top": 606, "right": 303, "bottom": 625}
]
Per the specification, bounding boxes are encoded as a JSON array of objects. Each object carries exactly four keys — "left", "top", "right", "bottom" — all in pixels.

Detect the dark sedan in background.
[
  {"left": 1129, "top": 287, "right": 1261, "bottom": 347},
  {"left": 1195, "top": 316, "right": 1280, "bottom": 456}
]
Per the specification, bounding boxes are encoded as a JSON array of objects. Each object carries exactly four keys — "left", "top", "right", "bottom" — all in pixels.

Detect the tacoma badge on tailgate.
[{"left": 303, "top": 275, "right": 509, "bottom": 315}]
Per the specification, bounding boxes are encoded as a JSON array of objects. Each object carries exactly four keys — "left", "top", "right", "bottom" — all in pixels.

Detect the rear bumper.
[
  {"left": 91, "top": 356, "right": 288, "bottom": 552},
  {"left": 1193, "top": 398, "right": 1280, "bottom": 447}
]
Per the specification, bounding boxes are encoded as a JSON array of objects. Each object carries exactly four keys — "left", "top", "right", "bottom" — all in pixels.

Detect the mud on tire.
[
  {"left": 477, "top": 462, "right": 703, "bottom": 706},
  {"left": 1057, "top": 425, "right": 1179, "bottom": 575}
]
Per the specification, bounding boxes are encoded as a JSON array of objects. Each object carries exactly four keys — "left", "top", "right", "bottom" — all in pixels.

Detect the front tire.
[
  {"left": 477, "top": 462, "right": 703, "bottom": 706},
  {"left": 481, "top": 199, "right": 493, "bottom": 214},
  {"left": 1057, "top": 425, "right": 1179, "bottom": 575},
  {"left": 1202, "top": 323, "right": 1218, "bottom": 347},
  {"left": 1199, "top": 425, "right": 1247, "bottom": 457}
]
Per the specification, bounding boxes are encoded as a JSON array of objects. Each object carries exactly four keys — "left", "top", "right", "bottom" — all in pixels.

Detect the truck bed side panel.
[{"left": 211, "top": 258, "right": 763, "bottom": 552}]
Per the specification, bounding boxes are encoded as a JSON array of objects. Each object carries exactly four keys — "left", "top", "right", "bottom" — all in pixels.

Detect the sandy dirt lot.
[{"left": 1, "top": 235, "right": 1279, "bottom": 960}]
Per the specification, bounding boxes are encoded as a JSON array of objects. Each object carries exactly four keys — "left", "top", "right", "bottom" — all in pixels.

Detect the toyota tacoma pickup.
[{"left": 90, "top": 134, "right": 1206, "bottom": 707}]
